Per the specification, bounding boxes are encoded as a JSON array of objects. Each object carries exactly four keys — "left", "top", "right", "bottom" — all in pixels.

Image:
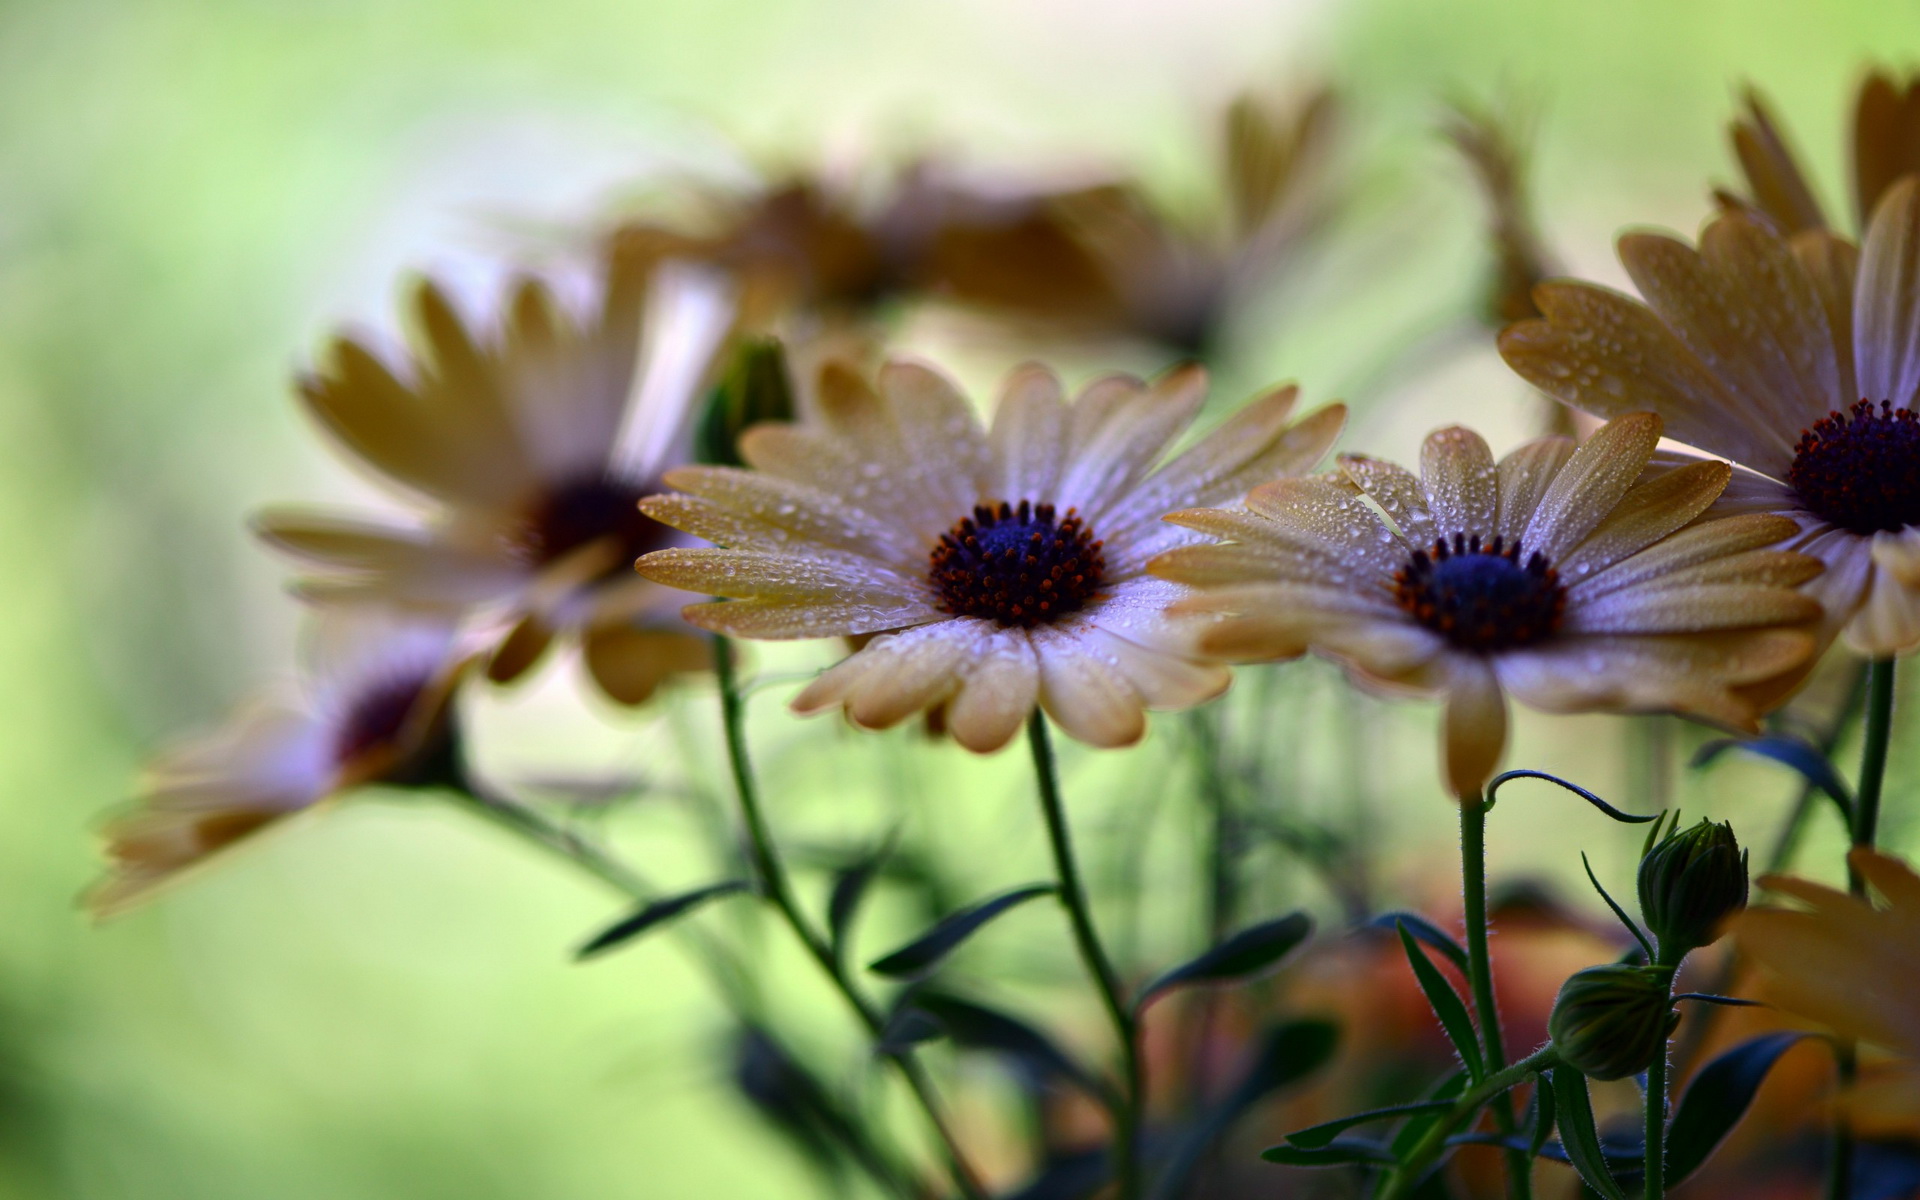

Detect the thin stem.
[
  {"left": 1460, "top": 793, "right": 1532, "bottom": 1200},
  {"left": 1831, "top": 657, "right": 1897, "bottom": 1200},
  {"left": 1644, "top": 965, "right": 1678, "bottom": 1200},
  {"left": 710, "top": 636, "right": 988, "bottom": 1200},
  {"left": 1375, "top": 1047, "right": 1560, "bottom": 1200},
  {"left": 1027, "top": 712, "right": 1142, "bottom": 1200}
]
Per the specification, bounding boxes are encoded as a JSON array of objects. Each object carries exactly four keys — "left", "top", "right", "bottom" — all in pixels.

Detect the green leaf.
[
  {"left": 1665, "top": 1031, "right": 1813, "bottom": 1184},
  {"left": 1485, "top": 770, "right": 1660, "bottom": 824},
  {"left": 1692, "top": 736, "right": 1853, "bottom": 824},
  {"left": 1389, "top": 1070, "right": 1467, "bottom": 1161},
  {"left": 909, "top": 991, "right": 1106, "bottom": 1100},
  {"left": 1369, "top": 911, "right": 1469, "bottom": 973},
  {"left": 1261, "top": 1139, "right": 1398, "bottom": 1167},
  {"left": 867, "top": 884, "right": 1055, "bottom": 978},
  {"left": 1135, "top": 912, "right": 1312, "bottom": 1009},
  {"left": 1550, "top": 1064, "right": 1628, "bottom": 1200},
  {"left": 575, "top": 881, "right": 751, "bottom": 959},
  {"left": 1396, "top": 922, "right": 1484, "bottom": 1080},
  {"left": 1527, "top": 1072, "right": 1556, "bottom": 1158},
  {"left": 826, "top": 840, "right": 893, "bottom": 960},
  {"left": 1580, "top": 851, "right": 1654, "bottom": 961},
  {"left": 1282, "top": 1100, "right": 1457, "bottom": 1150}
]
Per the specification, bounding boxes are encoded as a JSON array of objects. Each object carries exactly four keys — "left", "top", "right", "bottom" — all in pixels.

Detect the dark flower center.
[
  {"left": 333, "top": 674, "right": 436, "bottom": 768},
  {"left": 930, "top": 500, "right": 1106, "bottom": 628},
  {"left": 1394, "top": 533, "right": 1566, "bottom": 653},
  {"left": 1787, "top": 400, "right": 1920, "bottom": 534},
  {"left": 518, "top": 474, "right": 669, "bottom": 574}
]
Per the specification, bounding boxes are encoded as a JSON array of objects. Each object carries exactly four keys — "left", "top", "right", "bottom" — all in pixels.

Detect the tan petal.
[
  {"left": 1845, "top": 536, "right": 1920, "bottom": 655},
  {"left": 790, "top": 622, "right": 978, "bottom": 731},
  {"left": 652, "top": 465, "right": 927, "bottom": 568},
  {"left": 945, "top": 631, "right": 1042, "bottom": 753},
  {"left": 1419, "top": 426, "right": 1498, "bottom": 536},
  {"left": 1853, "top": 71, "right": 1920, "bottom": 229},
  {"left": 1521, "top": 412, "right": 1664, "bottom": 558},
  {"left": 1500, "top": 282, "right": 1788, "bottom": 475},
  {"left": 1557, "top": 458, "right": 1730, "bottom": 578},
  {"left": 487, "top": 614, "right": 556, "bottom": 685},
  {"left": 677, "top": 597, "right": 939, "bottom": 640},
  {"left": 1340, "top": 453, "right": 1436, "bottom": 545},
  {"left": 1791, "top": 230, "right": 1861, "bottom": 403},
  {"left": 581, "top": 626, "right": 711, "bottom": 706},
  {"left": 636, "top": 546, "right": 924, "bottom": 605},
  {"left": 1854, "top": 176, "right": 1920, "bottom": 409},
  {"left": 878, "top": 359, "right": 994, "bottom": 521},
  {"left": 1495, "top": 629, "right": 1814, "bottom": 729},
  {"left": 1060, "top": 364, "right": 1207, "bottom": 520},
  {"left": 1578, "top": 512, "right": 1802, "bottom": 599},
  {"left": 1566, "top": 582, "right": 1820, "bottom": 634},
  {"left": 989, "top": 363, "right": 1071, "bottom": 502},
  {"left": 1076, "top": 624, "right": 1230, "bottom": 710},
  {"left": 1243, "top": 477, "right": 1404, "bottom": 574},
  {"left": 1442, "top": 658, "right": 1507, "bottom": 800},
  {"left": 1032, "top": 628, "right": 1147, "bottom": 748},
  {"left": 1493, "top": 435, "right": 1577, "bottom": 542},
  {"left": 253, "top": 509, "right": 526, "bottom": 606},
  {"left": 1730, "top": 88, "right": 1829, "bottom": 234}
]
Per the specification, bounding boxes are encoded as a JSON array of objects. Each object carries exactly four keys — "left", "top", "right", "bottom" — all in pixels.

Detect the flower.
[
  {"left": 1152, "top": 414, "right": 1823, "bottom": 797},
  {"left": 1730, "top": 849, "right": 1920, "bottom": 1135},
  {"left": 1547, "top": 963, "right": 1676, "bottom": 1081},
  {"left": 1501, "top": 180, "right": 1920, "bottom": 656},
  {"left": 1637, "top": 816, "right": 1749, "bottom": 960},
  {"left": 254, "top": 245, "right": 730, "bottom": 705},
  {"left": 635, "top": 360, "right": 1346, "bottom": 751},
  {"left": 88, "top": 608, "right": 469, "bottom": 918},
  {"left": 1723, "top": 71, "right": 1920, "bottom": 236}
]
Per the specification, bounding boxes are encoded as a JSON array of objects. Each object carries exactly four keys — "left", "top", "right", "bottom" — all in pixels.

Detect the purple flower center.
[
  {"left": 518, "top": 474, "right": 669, "bottom": 573},
  {"left": 930, "top": 500, "right": 1106, "bottom": 628},
  {"left": 1788, "top": 400, "right": 1920, "bottom": 534},
  {"left": 333, "top": 674, "right": 435, "bottom": 768},
  {"left": 1394, "top": 533, "right": 1566, "bottom": 652}
]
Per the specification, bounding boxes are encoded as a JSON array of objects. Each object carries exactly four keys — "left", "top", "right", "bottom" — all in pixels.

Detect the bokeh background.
[{"left": 4, "top": 0, "right": 1919, "bottom": 1196}]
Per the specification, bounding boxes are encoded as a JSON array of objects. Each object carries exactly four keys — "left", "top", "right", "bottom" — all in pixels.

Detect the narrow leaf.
[
  {"left": 1390, "top": 1070, "right": 1467, "bottom": 1160},
  {"left": 911, "top": 991, "right": 1106, "bottom": 1100},
  {"left": 1666, "top": 1031, "right": 1813, "bottom": 1184},
  {"left": 1692, "top": 735, "right": 1854, "bottom": 823},
  {"left": 1260, "top": 1138, "right": 1398, "bottom": 1167},
  {"left": 1580, "top": 851, "right": 1654, "bottom": 961},
  {"left": 875, "top": 1006, "right": 945, "bottom": 1056},
  {"left": 1672, "top": 993, "right": 1766, "bottom": 1008},
  {"left": 827, "top": 840, "right": 893, "bottom": 959},
  {"left": 1486, "top": 770, "right": 1659, "bottom": 824},
  {"left": 1396, "top": 922, "right": 1484, "bottom": 1080},
  {"left": 575, "top": 881, "right": 750, "bottom": 959},
  {"left": 868, "top": 884, "right": 1055, "bottom": 978},
  {"left": 1369, "top": 911, "right": 1469, "bottom": 973},
  {"left": 1136, "top": 912, "right": 1312, "bottom": 1009},
  {"left": 1527, "top": 1073, "right": 1556, "bottom": 1158},
  {"left": 1283, "top": 1100, "right": 1457, "bottom": 1150},
  {"left": 1550, "top": 1064, "right": 1629, "bottom": 1200},
  {"left": 1151, "top": 1020, "right": 1339, "bottom": 1200}
]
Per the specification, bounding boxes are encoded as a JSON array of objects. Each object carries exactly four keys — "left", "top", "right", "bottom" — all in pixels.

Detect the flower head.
[
  {"left": 1731, "top": 849, "right": 1920, "bottom": 1135},
  {"left": 89, "top": 608, "right": 469, "bottom": 918},
  {"left": 1724, "top": 72, "right": 1920, "bottom": 236},
  {"left": 1153, "top": 414, "right": 1822, "bottom": 797},
  {"left": 1547, "top": 963, "right": 1676, "bottom": 1081},
  {"left": 1502, "top": 178, "right": 1920, "bottom": 656},
  {"left": 255, "top": 245, "right": 730, "bottom": 704},
  {"left": 636, "top": 360, "right": 1345, "bottom": 751},
  {"left": 1638, "top": 816, "right": 1749, "bottom": 960}
]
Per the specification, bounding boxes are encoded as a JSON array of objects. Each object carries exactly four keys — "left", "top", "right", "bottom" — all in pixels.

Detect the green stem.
[
  {"left": 1461, "top": 794, "right": 1532, "bottom": 1200},
  {"left": 1375, "top": 1047, "right": 1560, "bottom": 1200},
  {"left": 711, "top": 636, "right": 987, "bottom": 1200},
  {"left": 1831, "top": 657, "right": 1897, "bottom": 1200},
  {"left": 1644, "top": 963, "right": 1678, "bottom": 1200},
  {"left": 1027, "top": 712, "right": 1142, "bottom": 1200}
]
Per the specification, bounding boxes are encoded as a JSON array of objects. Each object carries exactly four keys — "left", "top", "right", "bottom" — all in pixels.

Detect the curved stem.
[
  {"left": 1830, "top": 657, "right": 1897, "bottom": 1200},
  {"left": 1376, "top": 1047, "right": 1559, "bottom": 1200},
  {"left": 712, "top": 636, "right": 987, "bottom": 1200},
  {"left": 1028, "top": 713, "right": 1142, "bottom": 1200},
  {"left": 1460, "top": 793, "right": 1532, "bottom": 1199}
]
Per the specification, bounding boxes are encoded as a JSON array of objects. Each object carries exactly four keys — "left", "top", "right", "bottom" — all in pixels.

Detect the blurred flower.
[
  {"left": 1443, "top": 99, "right": 1559, "bottom": 328},
  {"left": 637, "top": 361, "right": 1344, "bottom": 750},
  {"left": 1502, "top": 183, "right": 1920, "bottom": 655},
  {"left": 88, "top": 608, "right": 469, "bottom": 918},
  {"left": 1153, "top": 414, "right": 1822, "bottom": 797},
  {"left": 1731, "top": 848, "right": 1920, "bottom": 1135},
  {"left": 254, "top": 245, "right": 730, "bottom": 705},
  {"left": 1547, "top": 963, "right": 1675, "bottom": 1081},
  {"left": 1723, "top": 71, "right": 1920, "bottom": 236},
  {"left": 1036, "top": 88, "right": 1337, "bottom": 359}
]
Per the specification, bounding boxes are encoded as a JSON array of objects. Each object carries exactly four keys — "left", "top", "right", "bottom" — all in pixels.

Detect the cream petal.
[
  {"left": 879, "top": 360, "right": 995, "bottom": 522},
  {"left": 1521, "top": 412, "right": 1664, "bottom": 559},
  {"left": 1149, "top": 539, "right": 1358, "bottom": 589},
  {"left": 1845, "top": 537, "right": 1920, "bottom": 655},
  {"left": 1243, "top": 477, "right": 1406, "bottom": 575},
  {"left": 988, "top": 363, "right": 1071, "bottom": 502},
  {"left": 1419, "top": 426, "right": 1498, "bottom": 537},
  {"left": 1075, "top": 624, "right": 1230, "bottom": 710},
  {"left": 678, "top": 597, "right": 941, "bottom": 640},
  {"left": 1694, "top": 459, "right": 1797, "bottom": 514},
  {"left": 1032, "top": 627, "right": 1148, "bottom": 748},
  {"left": 945, "top": 630, "right": 1042, "bottom": 753},
  {"left": 1556, "top": 459, "right": 1730, "bottom": 578},
  {"left": 1565, "top": 583, "right": 1820, "bottom": 634},
  {"left": 1578, "top": 512, "right": 1802, "bottom": 599},
  {"left": 254, "top": 509, "right": 527, "bottom": 606},
  {"left": 1791, "top": 230, "right": 1861, "bottom": 404},
  {"left": 1494, "top": 631, "right": 1812, "bottom": 730},
  {"left": 1494, "top": 435, "right": 1577, "bottom": 543},
  {"left": 638, "top": 547, "right": 926, "bottom": 605},
  {"left": 1059, "top": 365, "right": 1207, "bottom": 521},
  {"left": 844, "top": 623, "right": 978, "bottom": 731},
  {"left": 581, "top": 626, "right": 711, "bottom": 706},
  {"left": 1854, "top": 176, "right": 1920, "bottom": 409},
  {"left": 1340, "top": 453, "right": 1436, "bottom": 546},
  {"left": 1792, "top": 524, "right": 1878, "bottom": 648},
  {"left": 1500, "top": 282, "right": 1791, "bottom": 476},
  {"left": 653, "top": 465, "right": 928, "bottom": 569},
  {"left": 1442, "top": 658, "right": 1507, "bottom": 800}
]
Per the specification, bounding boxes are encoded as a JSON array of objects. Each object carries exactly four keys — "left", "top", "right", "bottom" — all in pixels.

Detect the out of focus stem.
[
  {"left": 1461, "top": 792, "right": 1532, "bottom": 1200},
  {"left": 711, "top": 635, "right": 988, "bottom": 1200},
  {"left": 1027, "top": 712, "right": 1142, "bottom": 1200},
  {"left": 1375, "top": 1047, "right": 1559, "bottom": 1200},
  {"left": 1831, "top": 656, "right": 1898, "bottom": 1200}
]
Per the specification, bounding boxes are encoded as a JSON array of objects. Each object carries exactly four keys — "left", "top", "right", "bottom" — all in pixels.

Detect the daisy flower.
[
  {"left": 1732, "top": 848, "right": 1920, "bottom": 1136},
  {"left": 89, "top": 608, "right": 468, "bottom": 917},
  {"left": 255, "top": 246, "right": 730, "bottom": 705},
  {"left": 635, "top": 360, "right": 1346, "bottom": 751},
  {"left": 1151, "top": 413, "right": 1823, "bottom": 798},
  {"left": 1724, "top": 70, "right": 1920, "bottom": 236},
  {"left": 1501, "top": 180, "right": 1920, "bottom": 655}
]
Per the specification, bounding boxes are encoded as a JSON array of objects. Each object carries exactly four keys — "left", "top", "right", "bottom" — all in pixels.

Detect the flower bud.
[
  {"left": 1547, "top": 964, "right": 1675, "bottom": 1081},
  {"left": 1638, "top": 817, "right": 1748, "bottom": 961},
  {"left": 696, "top": 337, "right": 795, "bottom": 467}
]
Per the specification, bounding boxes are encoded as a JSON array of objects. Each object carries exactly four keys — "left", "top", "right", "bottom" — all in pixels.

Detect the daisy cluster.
[{"left": 95, "top": 69, "right": 1920, "bottom": 1200}]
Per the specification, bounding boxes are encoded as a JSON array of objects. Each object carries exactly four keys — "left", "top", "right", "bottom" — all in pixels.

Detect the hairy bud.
[
  {"left": 1547, "top": 964, "right": 1675, "bottom": 1081},
  {"left": 1639, "top": 817, "right": 1748, "bottom": 961}
]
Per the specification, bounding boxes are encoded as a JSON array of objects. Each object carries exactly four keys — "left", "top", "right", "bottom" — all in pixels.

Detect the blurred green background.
[{"left": 4, "top": 0, "right": 1918, "bottom": 1196}]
